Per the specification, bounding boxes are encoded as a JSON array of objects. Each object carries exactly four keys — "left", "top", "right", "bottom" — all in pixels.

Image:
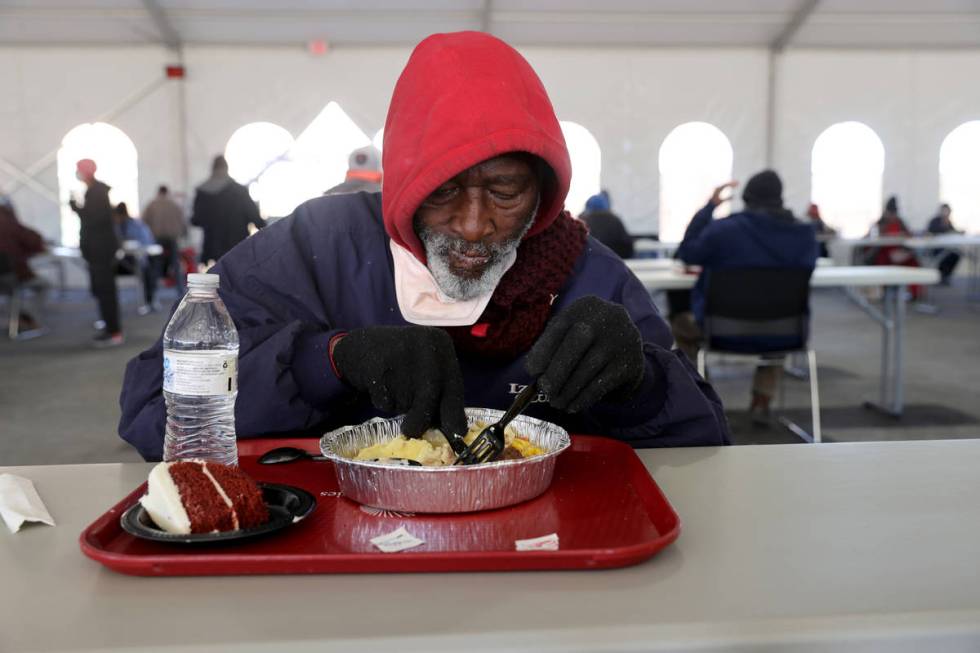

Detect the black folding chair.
[
  {"left": 0, "top": 252, "right": 50, "bottom": 339},
  {"left": 698, "top": 267, "right": 821, "bottom": 443}
]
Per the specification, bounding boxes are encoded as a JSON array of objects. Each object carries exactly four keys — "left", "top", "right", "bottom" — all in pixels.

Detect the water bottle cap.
[{"left": 187, "top": 273, "right": 219, "bottom": 287}]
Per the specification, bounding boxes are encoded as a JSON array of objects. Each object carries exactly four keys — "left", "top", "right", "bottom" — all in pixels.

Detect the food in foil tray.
[{"left": 353, "top": 422, "right": 546, "bottom": 466}]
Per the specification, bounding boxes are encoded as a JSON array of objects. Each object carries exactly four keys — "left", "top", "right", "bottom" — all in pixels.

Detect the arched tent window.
[
  {"left": 939, "top": 120, "right": 980, "bottom": 234},
  {"left": 225, "top": 121, "right": 293, "bottom": 188},
  {"left": 57, "top": 122, "right": 139, "bottom": 247},
  {"left": 560, "top": 121, "right": 601, "bottom": 218},
  {"left": 225, "top": 121, "right": 311, "bottom": 219},
  {"left": 658, "top": 122, "right": 733, "bottom": 243},
  {"left": 810, "top": 121, "right": 885, "bottom": 238},
  {"left": 225, "top": 105, "right": 373, "bottom": 219}
]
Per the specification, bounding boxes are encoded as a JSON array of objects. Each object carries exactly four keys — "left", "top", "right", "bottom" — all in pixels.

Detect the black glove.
[
  {"left": 332, "top": 326, "right": 467, "bottom": 438},
  {"left": 526, "top": 296, "right": 645, "bottom": 413}
]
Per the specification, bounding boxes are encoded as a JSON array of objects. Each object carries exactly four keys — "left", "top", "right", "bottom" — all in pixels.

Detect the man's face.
[{"left": 414, "top": 155, "right": 540, "bottom": 300}]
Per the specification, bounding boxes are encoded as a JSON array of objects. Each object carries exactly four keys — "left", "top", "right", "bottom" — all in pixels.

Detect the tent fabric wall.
[
  {"left": 0, "top": 44, "right": 977, "bottom": 242},
  {"left": 778, "top": 50, "right": 980, "bottom": 230},
  {"left": 522, "top": 47, "right": 768, "bottom": 232},
  {"left": 0, "top": 46, "right": 181, "bottom": 240}
]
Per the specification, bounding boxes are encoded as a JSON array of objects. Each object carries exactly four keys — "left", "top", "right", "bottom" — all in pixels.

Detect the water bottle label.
[{"left": 163, "top": 351, "right": 237, "bottom": 396}]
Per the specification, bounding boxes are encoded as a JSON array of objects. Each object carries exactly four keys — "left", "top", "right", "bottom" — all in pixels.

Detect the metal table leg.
[
  {"left": 56, "top": 258, "right": 67, "bottom": 299},
  {"left": 861, "top": 284, "right": 905, "bottom": 417},
  {"left": 969, "top": 245, "right": 980, "bottom": 301},
  {"left": 132, "top": 249, "right": 151, "bottom": 314}
]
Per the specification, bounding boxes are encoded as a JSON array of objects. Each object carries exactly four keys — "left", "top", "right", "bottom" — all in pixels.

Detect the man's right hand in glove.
[{"left": 330, "top": 326, "right": 468, "bottom": 439}]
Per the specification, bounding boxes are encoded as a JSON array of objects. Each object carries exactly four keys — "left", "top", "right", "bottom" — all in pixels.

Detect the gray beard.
[{"left": 416, "top": 206, "right": 537, "bottom": 301}]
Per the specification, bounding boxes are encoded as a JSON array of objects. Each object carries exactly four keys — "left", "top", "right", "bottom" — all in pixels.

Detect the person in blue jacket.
[
  {"left": 113, "top": 202, "right": 160, "bottom": 313},
  {"left": 674, "top": 170, "right": 818, "bottom": 424},
  {"left": 118, "top": 32, "right": 730, "bottom": 461}
]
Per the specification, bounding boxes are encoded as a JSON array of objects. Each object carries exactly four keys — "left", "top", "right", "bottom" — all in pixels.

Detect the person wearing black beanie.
[
  {"left": 673, "top": 170, "right": 819, "bottom": 426},
  {"left": 741, "top": 170, "right": 784, "bottom": 211}
]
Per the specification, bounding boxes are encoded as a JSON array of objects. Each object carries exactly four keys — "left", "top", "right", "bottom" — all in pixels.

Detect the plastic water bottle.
[{"left": 162, "top": 273, "right": 239, "bottom": 466}]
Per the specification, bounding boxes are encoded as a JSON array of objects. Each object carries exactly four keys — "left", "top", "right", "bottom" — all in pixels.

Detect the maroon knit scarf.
[{"left": 444, "top": 211, "right": 588, "bottom": 359}]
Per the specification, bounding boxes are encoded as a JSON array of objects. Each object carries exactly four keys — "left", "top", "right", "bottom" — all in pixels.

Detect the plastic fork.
[{"left": 454, "top": 380, "right": 539, "bottom": 465}]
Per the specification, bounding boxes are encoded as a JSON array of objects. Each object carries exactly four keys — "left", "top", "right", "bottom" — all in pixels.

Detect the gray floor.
[{"left": 2, "top": 281, "right": 979, "bottom": 465}]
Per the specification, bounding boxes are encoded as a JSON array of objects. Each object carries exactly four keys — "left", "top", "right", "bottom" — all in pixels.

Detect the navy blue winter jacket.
[
  {"left": 676, "top": 202, "right": 819, "bottom": 323},
  {"left": 119, "top": 193, "right": 731, "bottom": 460}
]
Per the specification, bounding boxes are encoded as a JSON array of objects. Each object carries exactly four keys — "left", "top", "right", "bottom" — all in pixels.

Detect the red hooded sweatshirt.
[{"left": 381, "top": 31, "right": 572, "bottom": 264}]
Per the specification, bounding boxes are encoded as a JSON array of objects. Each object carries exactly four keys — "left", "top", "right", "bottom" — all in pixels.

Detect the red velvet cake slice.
[
  {"left": 204, "top": 462, "right": 269, "bottom": 529},
  {"left": 139, "top": 460, "right": 269, "bottom": 534}
]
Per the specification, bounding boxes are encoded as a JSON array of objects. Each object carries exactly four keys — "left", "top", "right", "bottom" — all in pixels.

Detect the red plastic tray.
[{"left": 80, "top": 435, "right": 680, "bottom": 575}]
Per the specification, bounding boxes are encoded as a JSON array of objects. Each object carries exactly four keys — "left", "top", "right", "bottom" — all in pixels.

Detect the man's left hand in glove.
[{"left": 525, "top": 295, "right": 645, "bottom": 413}]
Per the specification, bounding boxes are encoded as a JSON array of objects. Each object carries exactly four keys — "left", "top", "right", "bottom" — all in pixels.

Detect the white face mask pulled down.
[{"left": 389, "top": 241, "right": 517, "bottom": 327}]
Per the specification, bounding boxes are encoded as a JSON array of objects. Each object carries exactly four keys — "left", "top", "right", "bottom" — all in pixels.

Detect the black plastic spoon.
[{"left": 258, "top": 447, "right": 329, "bottom": 465}]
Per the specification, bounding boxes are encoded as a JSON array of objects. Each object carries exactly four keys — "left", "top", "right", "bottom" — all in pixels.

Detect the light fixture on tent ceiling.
[{"left": 308, "top": 40, "right": 330, "bottom": 56}]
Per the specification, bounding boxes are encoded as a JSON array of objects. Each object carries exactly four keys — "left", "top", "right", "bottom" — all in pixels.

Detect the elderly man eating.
[{"left": 119, "top": 31, "right": 729, "bottom": 460}]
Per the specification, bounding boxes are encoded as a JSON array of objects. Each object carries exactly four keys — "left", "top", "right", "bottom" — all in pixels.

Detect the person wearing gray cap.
[{"left": 325, "top": 145, "right": 383, "bottom": 196}]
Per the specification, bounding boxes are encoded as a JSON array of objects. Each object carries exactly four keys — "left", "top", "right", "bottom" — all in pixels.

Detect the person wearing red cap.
[
  {"left": 120, "top": 31, "right": 729, "bottom": 460},
  {"left": 806, "top": 203, "right": 835, "bottom": 258},
  {"left": 69, "top": 158, "right": 123, "bottom": 347}
]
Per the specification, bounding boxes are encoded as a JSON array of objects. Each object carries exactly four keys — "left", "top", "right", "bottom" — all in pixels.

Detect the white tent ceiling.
[{"left": 1, "top": 0, "right": 979, "bottom": 50}]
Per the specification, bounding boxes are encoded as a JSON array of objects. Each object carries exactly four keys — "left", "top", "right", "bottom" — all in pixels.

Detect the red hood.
[{"left": 382, "top": 31, "right": 571, "bottom": 263}]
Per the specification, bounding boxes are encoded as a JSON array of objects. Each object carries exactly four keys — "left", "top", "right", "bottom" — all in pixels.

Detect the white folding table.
[
  {"left": 632, "top": 239, "right": 679, "bottom": 258},
  {"left": 627, "top": 263, "right": 940, "bottom": 417},
  {"left": 39, "top": 243, "right": 164, "bottom": 311},
  {"left": 4, "top": 439, "right": 980, "bottom": 652},
  {"left": 834, "top": 234, "right": 980, "bottom": 296},
  {"left": 625, "top": 257, "right": 834, "bottom": 272}
]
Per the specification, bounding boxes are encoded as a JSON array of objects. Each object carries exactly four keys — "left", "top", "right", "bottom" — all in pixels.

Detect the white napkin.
[
  {"left": 370, "top": 526, "right": 424, "bottom": 552},
  {"left": 515, "top": 533, "right": 559, "bottom": 551},
  {"left": 0, "top": 474, "right": 56, "bottom": 533}
]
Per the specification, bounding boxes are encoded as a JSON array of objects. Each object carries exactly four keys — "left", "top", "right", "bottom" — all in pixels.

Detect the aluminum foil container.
[{"left": 319, "top": 408, "right": 571, "bottom": 513}]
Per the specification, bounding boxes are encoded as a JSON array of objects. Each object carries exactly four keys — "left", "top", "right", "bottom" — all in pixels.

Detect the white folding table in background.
[
  {"left": 632, "top": 239, "right": 679, "bottom": 258},
  {"left": 834, "top": 234, "right": 980, "bottom": 297},
  {"left": 625, "top": 257, "right": 834, "bottom": 272},
  {"left": 38, "top": 243, "right": 164, "bottom": 311},
  {"left": 627, "top": 263, "right": 940, "bottom": 417}
]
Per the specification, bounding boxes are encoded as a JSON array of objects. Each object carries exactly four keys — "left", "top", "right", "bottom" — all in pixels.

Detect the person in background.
[
  {"left": 806, "top": 203, "right": 836, "bottom": 258},
  {"left": 190, "top": 155, "right": 265, "bottom": 266},
  {"left": 0, "top": 193, "right": 48, "bottom": 335},
  {"left": 325, "top": 145, "right": 383, "bottom": 195},
  {"left": 669, "top": 181, "right": 737, "bottom": 365},
  {"left": 113, "top": 202, "right": 159, "bottom": 312},
  {"left": 142, "top": 185, "right": 187, "bottom": 295},
  {"left": 870, "top": 196, "right": 921, "bottom": 299},
  {"left": 69, "top": 159, "right": 123, "bottom": 347},
  {"left": 578, "top": 190, "right": 634, "bottom": 259},
  {"left": 927, "top": 203, "right": 962, "bottom": 286},
  {"left": 674, "top": 171, "right": 818, "bottom": 425}
]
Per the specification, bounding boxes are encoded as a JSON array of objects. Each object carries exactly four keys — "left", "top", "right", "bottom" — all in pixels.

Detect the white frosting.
[
  {"left": 139, "top": 462, "right": 191, "bottom": 535},
  {"left": 200, "top": 463, "right": 239, "bottom": 530}
]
